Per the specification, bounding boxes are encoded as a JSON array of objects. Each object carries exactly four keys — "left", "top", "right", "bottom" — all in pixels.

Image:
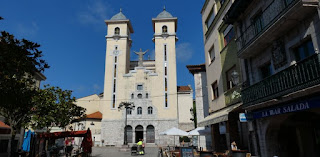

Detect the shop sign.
[
  {"left": 239, "top": 113, "right": 247, "bottom": 122},
  {"left": 252, "top": 97, "right": 320, "bottom": 119}
]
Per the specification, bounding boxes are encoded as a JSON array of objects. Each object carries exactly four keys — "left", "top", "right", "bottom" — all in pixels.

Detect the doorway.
[{"left": 135, "top": 125, "right": 144, "bottom": 143}]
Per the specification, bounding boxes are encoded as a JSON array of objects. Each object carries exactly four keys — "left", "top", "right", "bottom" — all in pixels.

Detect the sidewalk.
[{"left": 92, "top": 146, "right": 159, "bottom": 157}]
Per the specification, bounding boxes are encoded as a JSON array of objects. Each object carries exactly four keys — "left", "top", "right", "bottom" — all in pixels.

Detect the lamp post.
[{"left": 118, "top": 102, "right": 135, "bottom": 145}]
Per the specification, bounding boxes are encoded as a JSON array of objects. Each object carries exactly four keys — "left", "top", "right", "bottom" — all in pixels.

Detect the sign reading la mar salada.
[{"left": 253, "top": 96, "right": 320, "bottom": 119}]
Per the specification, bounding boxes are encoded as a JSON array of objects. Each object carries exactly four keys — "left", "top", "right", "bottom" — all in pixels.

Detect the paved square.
[{"left": 91, "top": 147, "right": 159, "bottom": 157}]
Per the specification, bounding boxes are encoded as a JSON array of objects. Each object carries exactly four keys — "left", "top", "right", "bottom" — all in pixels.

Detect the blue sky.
[{"left": 1, "top": 0, "right": 205, "bottom": 98}]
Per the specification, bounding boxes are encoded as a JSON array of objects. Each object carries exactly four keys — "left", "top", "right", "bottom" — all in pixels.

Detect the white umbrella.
[
  {"left": 188, "top": 127, "right": 211, "bottom": 150},
  {"left": 159, "top": 127, "right": 188, "bottom": 145},
  {"left": 188, "top": 127, "right": 211, "bottom": 136}
]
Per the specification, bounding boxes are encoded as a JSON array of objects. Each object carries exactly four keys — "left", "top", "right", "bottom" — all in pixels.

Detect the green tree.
[
  {"left": 31, "top": 85, "right": 86, "bottom": 132},
  {"left": 0, "top": 31, "right": 49, "bottom": 156}
]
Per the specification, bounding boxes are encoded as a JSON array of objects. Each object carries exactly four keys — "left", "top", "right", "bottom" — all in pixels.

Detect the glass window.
[
  {"left": 137, "top": 107, "right": 142, "bottom": 115},
  {"left": 115, "top": 27, "right": 120, "bottom": 35},
  {"left": 259, "top": 62, "right": 273, "bottom": 79},
  {"left": 164, "top": 45, "right": 167, "bottom": 61},
  {"left": 223, "top": 25, "right": 235, "bottom": 46},
  {"left": 137, "top": 85, "right": 143, "bottom": 90},
  {"left": 146, "top": 93, "right": 148, "bottom": 99},
  {"left": 208, "top": 46, "right": 215, "bottom": 63},
  {"left": 162, "top": 26, "right": 168, "bottom": 33},
  {"left": 148, "top": 107, "right": 153, "bottom": 114},
  {"left": 127, "top": 108, "right": 132, "bottom": 115},
  {"left": 131, "top": 93, "right": 134, "bottom": 99},
  {"left": 112, "top": 94, "right": 116, "bottom": 108},
  {"left": 252, "top": 12, "right": 263, "bottom": 34},
  {"left": 165, "top": 93, "right": 168, "bottom": 107},
  {"left": 294, "top": 39, "right": 315, "bottom": 62},
  {"left": 226, "top": 66, "right": 236, "bottom": 90},
  {"left": 211, "top": 82, "right": 219, "bottom": 100},
  {"left": 137, "top": 94, "right": 142, "bottom": 99},
  {"left": 205, "top": 6, "right": 216, "bottom": 30}
]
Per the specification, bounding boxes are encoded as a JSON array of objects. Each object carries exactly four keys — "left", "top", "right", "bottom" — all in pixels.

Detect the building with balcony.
[
  {"left": 199, "top": 0, "right": 248, "bottom": 153},
  {"left": 224, "top": 0, "right": 320, "bottom": 156}
]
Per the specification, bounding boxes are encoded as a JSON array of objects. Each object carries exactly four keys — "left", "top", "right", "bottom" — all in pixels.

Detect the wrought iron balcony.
[
  {"left": 224, "top": 86, "right": 242, "bottom": 106},
  {"left": 235, "top": 0, "right": 317, "bottom": 58},
  {"left": 242, "top": 53, "right": 320, "bottom": 107}
]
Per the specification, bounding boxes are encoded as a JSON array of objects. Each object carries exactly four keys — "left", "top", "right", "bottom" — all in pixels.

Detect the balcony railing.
[
  {"left": 242, "top": 53, "right": 320, "bottom": 107},
  {"left": 236, "top": 0, "right": 297, "bottom": 55},
  {"left": 225, "top": 86, "right": 242, "bottom": 106}
]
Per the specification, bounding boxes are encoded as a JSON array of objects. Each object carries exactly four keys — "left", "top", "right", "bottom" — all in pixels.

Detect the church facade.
[{"left": 75, "top": 9, "right": 194, "bottom": 146}]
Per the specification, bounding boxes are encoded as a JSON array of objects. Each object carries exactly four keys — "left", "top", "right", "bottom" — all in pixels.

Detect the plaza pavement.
[{"left": 91, "top": 147, "right": 159, "bottom": 157}]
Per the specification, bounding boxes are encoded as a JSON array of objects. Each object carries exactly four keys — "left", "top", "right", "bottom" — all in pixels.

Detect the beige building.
[{"left": 76, "top": 8, "right": 194, "bottom": 146}]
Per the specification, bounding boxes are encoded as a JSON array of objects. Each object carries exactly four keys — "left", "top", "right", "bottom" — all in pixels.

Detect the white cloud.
[
  {"left": 77, "top": 0, "right": 113, "bottom": 25},
  {"left": 176, "top": 43, "right": 194, "bottom": 62},
  {"left": 16, "top": 21, "right": 39, "bottom": 37}
]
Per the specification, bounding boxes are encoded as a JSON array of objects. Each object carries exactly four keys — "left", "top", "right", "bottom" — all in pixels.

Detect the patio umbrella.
[
  {"left": 159, "top": 127, "right": 188, "bottom": 146},
  {"left": 188, "top": 127, "right": 211, "bottom": 150}
]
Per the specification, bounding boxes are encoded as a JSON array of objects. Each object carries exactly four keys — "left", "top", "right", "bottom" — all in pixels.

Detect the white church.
[{"left": 75, "top": 8, "right": 194, "bottom": 146}]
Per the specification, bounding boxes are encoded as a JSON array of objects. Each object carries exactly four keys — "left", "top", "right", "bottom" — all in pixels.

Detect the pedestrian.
[{"left": 137, "top": 138, "right": 145, "bottom": 155}]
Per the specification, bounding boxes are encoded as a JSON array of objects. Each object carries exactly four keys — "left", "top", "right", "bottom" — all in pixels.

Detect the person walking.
[{"left": 137, "top": 139, "right": 145, "bottom": 155}]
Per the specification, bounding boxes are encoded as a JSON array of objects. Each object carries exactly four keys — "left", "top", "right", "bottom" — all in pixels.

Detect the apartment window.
[
  {"left": 205, "top": 6, "right": 216, "bottom": 30},
  {"left": 252, "top": 12, "right": 263, "bottom": 34},
  {"left": 137, "top": 85, "right": 143, "bottom": 90},
  {"left": 211, "top": 82, "right": 219, "bottom": 100},
  {"left": 226, "top": 66, "right": 236, "bottom": 90},
  {"left": 137, "top": 107, "right": 142, "bottom": 115},
  {"left": 127, "top": 108, "right": 132, "bottom": 115},
  {"left": 259, "top": 62, "right": 273, "bottom": 79},
  {"left": 115, "top": 27, "right": 120, "bottom": 35},
  {"left": 146, "top": 93, "right": 149, "bottom": 99},
  {"left": 294, "top": 39, "right": 315, "bottom": 62},
  {"left": 162, "top": 26, "right": 168, "bottom": 33},
  {"left": 223, "top": 25, "right": 235, "bottom": 46},
  {"left": 208, "top": 46, "right": 215, "bottom": 63},
  {"left": 148, "top": 107, "right": 153, "bottom": 114},
  {"left": 131, "top": 93, "right": 134, "bottom": 99}
]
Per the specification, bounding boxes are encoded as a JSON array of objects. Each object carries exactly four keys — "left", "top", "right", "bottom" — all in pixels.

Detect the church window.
[
  {"left": 148, "top": 107, "right": 153, "bottom": 114},
  {"left": 165, "top": 67, "right": 167, "bottom": 75},
  {"left": 127, "top": 108, "right": 132, "bottom": 115},
  {"left": 115, "top": 27, "right": 120, "bottom": 35},
  {"left": 137, "top": 85, "right": 143, "bottom": 90},
  {"left": 137, "top": 107, "right": 142, "bottom": 115},
  {"left": 131, "top": 93, "right": 134, "bottom": 99},
  {"left": 162, "top": 26, "right": 168, "bottom": 34},
  {"left": 165, "top": 93, "right": 168, "bottom": 108},
  {"left": 137, "top": 94, "right": 142, "bottom": 99},
  {"left": 115, "top": 56, "right": 117, "bottom": 63},
  {"left": 114, "top": 65, "right": 117, "bottom": 77},
  {"left": 146, "top": 93, "right": 149, "bottom": 98},
  {"left": 164, "top": 45, "right": 167, "bottom": 61},
  {"left": 165, "top": 78, "right": 167, "bottom": 91},
  {"left": 113, "top": 79, "right": 116, "bottom": 93},
  {"left": 112, "top": 94, "right": 116, "bottom": 108}
]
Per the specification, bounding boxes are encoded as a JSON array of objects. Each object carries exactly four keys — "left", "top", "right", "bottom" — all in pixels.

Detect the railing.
[
  {"left": 236, "top": 0, "right": 297, "bottom": 54},
  {"left": 242, "top": 53, "right": 320, "bottom": 107},
  {"left": 224, "top": 86, "right": 242, "bottom": 106}
]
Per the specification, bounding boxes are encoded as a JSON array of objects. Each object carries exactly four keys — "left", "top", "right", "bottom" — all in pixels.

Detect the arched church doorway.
[
  {"left": 146, "top": 125, "right": 155, "bottom": 143},
  {"left": 135, "top": 125, "right": 144, "bottom": 143},
  {"left": 266, "top": 111, "right": 320, "bottom": 157},
  {"left": 126, "top": 125, "right": 133, "bottom": 143}
]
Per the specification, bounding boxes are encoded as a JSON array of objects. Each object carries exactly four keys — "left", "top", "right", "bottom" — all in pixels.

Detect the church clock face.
[{"left": 113, "top": 50, "right": 119, "bottom": 55}]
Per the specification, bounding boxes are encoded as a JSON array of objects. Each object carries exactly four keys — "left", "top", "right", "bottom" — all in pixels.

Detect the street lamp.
[
  {"left": 231, "top": 70, "right": 240, "bottom": 86},
  {"left": 118, "top": 102, "right": 135, "bottom": 145}
]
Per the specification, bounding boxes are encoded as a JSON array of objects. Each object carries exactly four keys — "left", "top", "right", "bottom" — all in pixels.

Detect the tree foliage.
[
  {"left": 31, "top": 85, "right": 86, "bottom": 132},
  {"left": 0, "top": 31, "right": 49, "bottom": 156}
]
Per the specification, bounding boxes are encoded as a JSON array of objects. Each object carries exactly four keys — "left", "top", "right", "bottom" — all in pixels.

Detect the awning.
[{"left": 198, "top": 103, "right": 242, "bottom": 127}]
